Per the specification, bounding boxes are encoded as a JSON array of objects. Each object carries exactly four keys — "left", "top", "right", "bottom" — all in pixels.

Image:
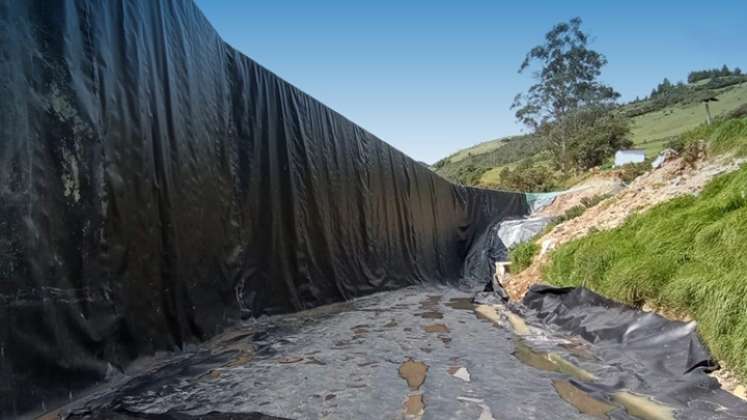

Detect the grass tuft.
[
  {"left": 680, "top": 117, "right": 747, "bottom": 156},
  {"left": 509, "top": 241, "right": 539, "bottom": 272}
]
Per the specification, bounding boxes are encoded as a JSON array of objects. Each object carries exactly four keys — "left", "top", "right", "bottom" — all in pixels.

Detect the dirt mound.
[{"left": 535, "top": 172, "right": 624, "bottom": 217}]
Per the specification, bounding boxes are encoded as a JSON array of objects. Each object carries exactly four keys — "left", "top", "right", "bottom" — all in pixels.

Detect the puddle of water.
[
  {"left": 474, "top": 305, "right": 501, "bottom": 325},
  {"left": 420, "top": 295, "right": 442, "bottom": 308},
  {"left": 505, "top": 312, "right": 529, "bottom": 336},
  {"left": 513, "top": 340, "right": 558, "bottom": 371},
  {"left": 445, "top": 297, "right": 474, "bottom": 311},
  {"left": 399, "top": 360, "right": 428, "bottom": 390},
  {"left": 612, "top": 391, "right": 675, "bottom": 420},
  {"left": 552, "top": 380, "right": 615, "bottom": 418},
  {"left": 474, "top": 305, "right": 528, "bottom": 335},
  {"left": 547, "top": 353, "right": 596, "bottom": 381},
  {"left": 423, "top": 324, "right": 449, "bottom": 333},
  {"left": 513, "top": 341, "right": 596, "bottom": 382}
]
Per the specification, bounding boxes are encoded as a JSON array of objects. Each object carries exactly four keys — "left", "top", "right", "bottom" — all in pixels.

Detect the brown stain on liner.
[
  {"left": 416, "top": 310, "right": 444, "bottom": 319},
  {"left": 399, "top": 360, "right": 429, "bottom": 390},
  {"left": 399, "top": 359, "right": 429, "bottom": 419},
  {"left": 422, "top": 323, "right": 449, "bottom": 333},
  {"left": 445, "top": 297, "right": 475, "bottom": 311},
  {"left": 403, "top": 393, "right": 425, "bottom": 417}
]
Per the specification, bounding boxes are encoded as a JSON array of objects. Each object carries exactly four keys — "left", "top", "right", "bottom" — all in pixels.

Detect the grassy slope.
[
  {"left": 629, "top": 83, "right": 747, "bottom": 157},
  {"left": 433, "top": 133, "right": 547, "bottom": 184},
  {"left": 445, "top": 137, "right": 509, "bottom": 163},
  {"left": 544, "top": 118, "right": 747, "bottom": 378}
]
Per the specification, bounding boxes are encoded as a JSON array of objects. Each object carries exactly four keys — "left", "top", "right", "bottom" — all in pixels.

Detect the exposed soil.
[{"left": 535, "top": 171, "right": 624, "bottom": 217}]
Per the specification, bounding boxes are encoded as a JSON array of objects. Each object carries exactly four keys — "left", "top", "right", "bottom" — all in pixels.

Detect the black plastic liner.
[
  {"left": 39, "top": 285, "right": 747, "bottom": 419},
  {"left": 521, "top": 285, "right": 747, "bottom": 418},
  {"left": 0, "top": 0, "right": 528, "bottom": 416},
  {"left": 67, "top": 411, "right": 288, "bottom": 420}
]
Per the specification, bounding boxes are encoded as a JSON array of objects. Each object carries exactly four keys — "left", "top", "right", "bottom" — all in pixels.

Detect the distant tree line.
[
  {"left": 650, "top": 78, "right": 688, "bottom": 98},
  {"left": 687, "top": 65, "right": 742, "bottom": 84},
  {"left": 622, "top": 68, "right": 747, "bottom": 119},
  {"left": 648, "top": 65, "right": 744, "bottom": 102}
]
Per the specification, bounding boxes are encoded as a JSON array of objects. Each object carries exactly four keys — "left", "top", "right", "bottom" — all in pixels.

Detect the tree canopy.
[{"left": 512, "top": 17, "right": 619, "bottom": 129}]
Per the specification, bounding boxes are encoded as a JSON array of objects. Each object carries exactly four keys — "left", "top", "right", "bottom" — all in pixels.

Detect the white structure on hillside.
[{"left": 614, "top": 149, "right": 645, "bottom": 167}]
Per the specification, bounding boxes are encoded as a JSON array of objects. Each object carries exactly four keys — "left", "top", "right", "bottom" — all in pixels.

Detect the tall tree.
[{"left": 512, "top": 17, "right": 619, "bottom": 129}]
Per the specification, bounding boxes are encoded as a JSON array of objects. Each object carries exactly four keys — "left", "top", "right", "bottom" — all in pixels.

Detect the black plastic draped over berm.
[{"left": 0, "top": 0, "right": 528, "bottom": 415}]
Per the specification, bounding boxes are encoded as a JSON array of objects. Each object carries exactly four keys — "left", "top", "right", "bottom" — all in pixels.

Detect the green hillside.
[
  {"left": 629, "top": 82, "right": 747, "bottom": 156},
  {"left": 431, "top": 133, "right": 548, "bottom": 185},
  {"left": 434, "top": 78, "right": 747, "bottom": 188}
]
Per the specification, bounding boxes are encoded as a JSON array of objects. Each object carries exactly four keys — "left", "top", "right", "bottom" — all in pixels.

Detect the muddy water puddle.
[
  {"left": 552, "top": 380, "right": 615, "bottom": 418},
  {"left": 612, "top": 392, "right": 675, "bottom": 420},
  {"left": 416, "top": 295, "right": 445, "bottom": 319},
  {"left": 513, "top": 340, "right": 596, "bottom": 382},
  {"left": 444, "top": 297, "right": 475, "bottom": 311}
]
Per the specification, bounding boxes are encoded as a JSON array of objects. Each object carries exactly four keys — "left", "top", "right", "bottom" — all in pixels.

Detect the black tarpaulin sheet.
[
  {"left": 520, "top": 285, "right": 747, "bottom": 418},
  {"left": 0, "top": 0, "right": 528, "bottom": 416}
]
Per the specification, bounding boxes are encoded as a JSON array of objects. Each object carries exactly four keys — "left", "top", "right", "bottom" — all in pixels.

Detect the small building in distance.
[{"left": 614, "top": 149, "right": 646, "bottom": 167}]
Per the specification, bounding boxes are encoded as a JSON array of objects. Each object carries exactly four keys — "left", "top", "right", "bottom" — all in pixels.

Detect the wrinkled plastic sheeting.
[
  {"left": 497, "top": 217, "right": 553, "bottom": 250},
  {"left": 521, "top": 286, "right": 747, "bottom": 418},
  {"left": 67, "top": 412, "right": 289, "bottom": 420},
  {"left": 461, "top": 221, "right": 507, "bottom": 290},
  {"left": 525, "top": 192, "right": 559, "bottom": 213},
  {"left": 462, "top": 216, "right": 551, "bottom": 299},
  {"left": 0, "top": 0, "right": 528, "bottom": 415}
]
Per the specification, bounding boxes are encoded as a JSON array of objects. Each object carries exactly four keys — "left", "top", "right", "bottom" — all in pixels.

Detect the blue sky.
[{"left": 195, "top": 0, "right": 747, "bottom": 163}]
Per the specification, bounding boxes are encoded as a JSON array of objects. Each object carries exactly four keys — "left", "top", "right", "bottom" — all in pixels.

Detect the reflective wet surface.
[{"left": 62, "top": 285, "right": 745, "bottom": 420}]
